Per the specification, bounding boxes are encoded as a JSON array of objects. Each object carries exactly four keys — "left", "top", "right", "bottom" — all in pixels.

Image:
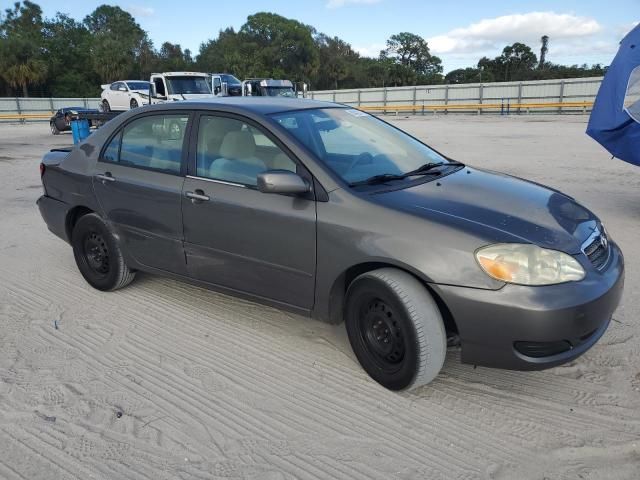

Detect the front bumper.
[{"left": 432, "top": 242, "right": 625, "bottom": 370}]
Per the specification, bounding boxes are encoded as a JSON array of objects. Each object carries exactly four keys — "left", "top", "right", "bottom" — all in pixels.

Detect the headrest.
[{"left": 219, "top": 130, "right": 256, "bottom": 160}]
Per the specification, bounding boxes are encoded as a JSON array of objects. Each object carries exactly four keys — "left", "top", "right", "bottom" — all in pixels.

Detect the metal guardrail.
[{"left": 360, "top": 101, "right": 594, "bottom": 114}]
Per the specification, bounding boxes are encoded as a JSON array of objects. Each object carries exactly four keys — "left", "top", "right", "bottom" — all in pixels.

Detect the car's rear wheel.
[
  {"left": 71, "top": 213, "right": 135, "bottom": 291},
  {"left": 102, "top": 100, "right": 111, "bottom": 113},
  {"left": 130, "top": 99, "right": 139, "bottom": 109},
  {"left": 345, "top": 268, "right": 446, "bottom": 391},
  {"left": 50, "top": 122, "right": 60, "bottom": 135}
]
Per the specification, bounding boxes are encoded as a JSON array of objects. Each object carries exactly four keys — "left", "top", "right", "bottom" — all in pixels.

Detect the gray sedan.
[{"left": 37, "top": 98, "right": 624, "bottom": 390}]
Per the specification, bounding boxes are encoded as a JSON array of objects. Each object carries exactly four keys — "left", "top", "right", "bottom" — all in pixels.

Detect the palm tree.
[
  {"left": 538, "top": 35, "right": 549, "bottom": 69},
  {"left": 2, "top": 59, "right": 47, "bottom": 97}
]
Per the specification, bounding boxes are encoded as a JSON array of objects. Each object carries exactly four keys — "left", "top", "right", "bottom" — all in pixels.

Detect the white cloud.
[
  {"left": 428, "top": 12, "right": 602, "bottom": 55},
  {"left": 125, "top": 5, "right": 155, "bottom": 17},
  {"left": 326, "top": 0, "right": 381, "bottom": 9},
  {"left": 354, "top": 43, "right": 385, "bottom": 58}
]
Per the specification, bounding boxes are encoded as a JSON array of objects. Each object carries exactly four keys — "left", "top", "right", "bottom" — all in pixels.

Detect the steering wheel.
[{"left": 347, "top": 152, "right": 374, "bottom": 172}]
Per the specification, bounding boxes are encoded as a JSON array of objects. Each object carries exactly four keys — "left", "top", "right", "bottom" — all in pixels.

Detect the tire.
[
  {"left": 50, "top": 122, "right": 60, "bottom": 135},
  {"left": 345, "top": 268, "right": 446, "bottom": 391},
  {"left": 71, "top": 213, "right": 136, "bottom": 291},
  {"left": 130, "top": 99, "right": 139, "bottom": 109},
  {"left": 102, "top": 100, "right": 111, "bottom": 113}
]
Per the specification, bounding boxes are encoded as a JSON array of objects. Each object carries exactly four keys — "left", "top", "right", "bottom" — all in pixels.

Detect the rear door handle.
[
  {"left": 185, "top": 190, "right": 210, "bottom": 203},
  {"left": 95, "top": 173, "right": 115, "bottom": 183}
]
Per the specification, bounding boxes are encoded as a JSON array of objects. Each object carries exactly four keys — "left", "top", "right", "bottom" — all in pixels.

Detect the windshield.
[
  {"left": 126, "top": 81, "right": 150, "bottom": 91},
  {"left": 271, "top": 108, "right": 449, "bottom": 184},
  {"left": 625, "top": 65, "right": 640, "bottom": 123},
  {"left": 166, "top": 76, "right": 211, "bottom": 95},
  {"left": 263, "top": 87, "right": 295, "bottom": 97},
  {"left": 220, "top": 74, "right": 241, "bottom": 86}
]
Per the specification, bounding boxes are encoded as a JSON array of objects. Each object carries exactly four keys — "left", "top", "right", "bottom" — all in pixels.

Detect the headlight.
[{"left": 476, "top": 243, "right": 585, "bottom": 285}]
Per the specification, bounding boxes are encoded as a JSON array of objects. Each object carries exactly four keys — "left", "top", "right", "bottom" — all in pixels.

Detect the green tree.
[
  {"left": 313, "top": 34, "right": 358, "bottom": 89},
  {"left": 0, "top": 1, "right": 47, "bottom": 96},
  {"left": 239, "top": 12, "right": 319, "bottom": 81},
  {"left": 381, "top": 32, "right": 442, "bottom": 84},
  {"left": 156, "top": 42, "right": 193, "bottom": 72},
  {"left": 43, "top": 13, "right": 96, "bottom": 96},
  {"left": 83, "top": 5, "right": 149, "bottom": 82}
]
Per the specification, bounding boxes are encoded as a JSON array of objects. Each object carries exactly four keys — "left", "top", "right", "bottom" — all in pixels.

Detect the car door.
[
  {"left": 107, "top": 82, "right": 121, "bottom": 110},
  {"left": 93, "top": 111, "right": 192, "bottom": 274},
  {"left": 181, "top": 113, "right": 317, "bottom": 310},
  {"left": 212, "top": 76, "right": 221, "bottom": 95}
]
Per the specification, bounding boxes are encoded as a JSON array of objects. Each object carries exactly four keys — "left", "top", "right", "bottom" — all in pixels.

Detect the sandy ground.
[{"left": 0, "top": 115, "right": 639, "bottom": 480}]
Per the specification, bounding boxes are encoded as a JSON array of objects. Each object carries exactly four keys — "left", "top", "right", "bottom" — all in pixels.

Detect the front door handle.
[
  {"left": 185, "top": 190, "right": 210, "bottom": 203},
  {"left": 95, "top": 172, "right": 115, "bottom": 184}
]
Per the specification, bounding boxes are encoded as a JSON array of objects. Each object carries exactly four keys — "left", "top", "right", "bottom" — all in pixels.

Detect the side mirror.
[
  {"left": 119, "top": 85, "right": 127, "bottom": 92},
  {"left": 257, "top": 170, "right": 310, "bottom": 195}
]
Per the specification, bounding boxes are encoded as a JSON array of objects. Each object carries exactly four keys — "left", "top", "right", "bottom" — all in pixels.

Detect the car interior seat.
[{"left": 208, "top": 130, "right": 267, "bottom": 185}]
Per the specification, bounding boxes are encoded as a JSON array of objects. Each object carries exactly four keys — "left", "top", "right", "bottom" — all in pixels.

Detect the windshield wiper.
[
  {"left": 349, "top": 161, "right": 464, "bottom": 187},
  {"left": 402, "top": 161, "right": 464, "bottom": 177},
  {"left": 349, "top": 173, "right": 406, "bottom": 186}
]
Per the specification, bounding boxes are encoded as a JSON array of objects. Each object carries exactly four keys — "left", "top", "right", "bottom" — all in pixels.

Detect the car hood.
[{"left": 376, "top": 167, "right": 598, "bottom": 254}]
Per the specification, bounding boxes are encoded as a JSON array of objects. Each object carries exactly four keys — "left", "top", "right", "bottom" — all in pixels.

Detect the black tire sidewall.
[
  {"left": 130, "top": 99, "right": 138, "bottom": 108},
  {"left": 102, "top": 100, "right": 110, "bottom": 112},
  {"left": 71, "top": 215, "right": 122, "bottom": 291},
  {"left": 345, "top": 277, "right": 420, "bottom": 390}
]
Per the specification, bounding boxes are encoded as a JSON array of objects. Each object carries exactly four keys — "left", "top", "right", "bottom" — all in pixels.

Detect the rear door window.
[{"left": 103, "top": 114, "right": 189, "bottom": 174}]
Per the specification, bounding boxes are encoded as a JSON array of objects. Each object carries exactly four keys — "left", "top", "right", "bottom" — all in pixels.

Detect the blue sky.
[{"left": 30, "top": 0, "right": 638, "bottom": 72}]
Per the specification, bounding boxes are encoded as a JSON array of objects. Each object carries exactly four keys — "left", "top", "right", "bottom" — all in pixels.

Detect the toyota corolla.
[{"left": 37, "top": 98, "right": 624, "bottom": 390}]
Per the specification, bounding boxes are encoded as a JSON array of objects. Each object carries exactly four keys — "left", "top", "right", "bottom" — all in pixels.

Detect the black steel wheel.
[
  {"left": 358, "top": 299, "right": 406, "bottom": 372},
  {"left": 82, "top": 231, "right": 110, "bottom": 276},
  {"left": 71, "top": 213, "right": 136, "bottom": 291},
  {"left": 345, "top": 268, "right": 446, "bottom": 391}
]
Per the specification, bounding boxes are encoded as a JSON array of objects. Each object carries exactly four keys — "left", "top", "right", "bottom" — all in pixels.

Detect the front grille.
[{"left": 583, "top": 232, "right": 610, "bottom": 270}]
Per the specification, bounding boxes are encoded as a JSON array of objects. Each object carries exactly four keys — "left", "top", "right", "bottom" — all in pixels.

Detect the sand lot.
[{"left": 0, "top": 115, "right": 639, "bottom": 479}]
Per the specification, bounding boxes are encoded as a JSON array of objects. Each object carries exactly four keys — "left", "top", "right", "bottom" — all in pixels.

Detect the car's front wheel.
[
  {"left": 71, "top": 213, "right": 136, "bottom": 291},
  {"left": 345, "top": 268, "right": 446, "bottom": 391},
  {"left": 102, "top": 100, "right": 111, "bottom": 113},
  {"left": 130, "top": 99, "right": 139, "bottom": 109},
  {"left": 50, "top": 122, "right": 60, "bottom": 135}
]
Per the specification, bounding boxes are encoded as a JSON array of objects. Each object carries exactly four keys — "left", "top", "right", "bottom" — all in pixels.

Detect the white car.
[{"left": 100, "top": 80, "right": 151, "bottom": 112}]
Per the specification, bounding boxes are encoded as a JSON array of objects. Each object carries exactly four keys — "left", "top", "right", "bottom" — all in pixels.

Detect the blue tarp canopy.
[{"left": 587, "top": 23, "right": 640, "bottom": 167}]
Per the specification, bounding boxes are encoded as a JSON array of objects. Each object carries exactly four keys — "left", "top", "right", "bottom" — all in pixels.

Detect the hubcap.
[
  {"left": 360, "top": 299, "right": 405, "bottom": 369},
  {"left": 83, "top": 232, "right": 109, "bottom": 274}
]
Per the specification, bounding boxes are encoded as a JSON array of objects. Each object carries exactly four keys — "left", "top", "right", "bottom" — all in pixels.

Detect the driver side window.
[
  {"left": 153, "top": 78, "right": 166, "bottom": 96},
  {"left": 196, "top": 115, "right": 297, "bottom": 187}
]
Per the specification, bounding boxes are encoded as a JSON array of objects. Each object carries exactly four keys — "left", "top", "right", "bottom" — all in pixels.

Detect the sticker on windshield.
[{"left": 345, "top": 109, "right": 369, "bottom": 117}]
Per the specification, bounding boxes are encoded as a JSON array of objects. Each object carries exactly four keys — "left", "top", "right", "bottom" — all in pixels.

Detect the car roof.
[{"left": 152, "top": 97, "right": 344, "bottom": 115}]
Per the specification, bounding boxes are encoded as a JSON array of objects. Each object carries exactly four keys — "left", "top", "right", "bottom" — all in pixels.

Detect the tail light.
[{"left": 40, "top": 163, "right": 45, "bottom": 178}]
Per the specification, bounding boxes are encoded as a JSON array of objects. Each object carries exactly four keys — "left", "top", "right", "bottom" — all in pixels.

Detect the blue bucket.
[{"left": 71, "top": 119, "right": 91, "bottom": 144}]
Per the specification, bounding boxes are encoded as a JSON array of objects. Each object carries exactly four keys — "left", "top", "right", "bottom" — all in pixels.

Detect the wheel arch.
[
  {"left": 326, "top": 261, "right": 458, "bottom": 336},
  {"left": 65, "top": 205, "right": 94, "bottom": 241}
]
